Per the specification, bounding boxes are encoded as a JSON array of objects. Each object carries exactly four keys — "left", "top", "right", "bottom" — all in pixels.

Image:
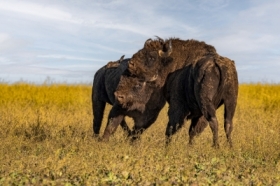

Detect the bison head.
[
  {"left": 114, "top": 75, "right": 155, "bottom": 113},
  {"left": 128, "top": 37, "right": 173, "bottom": 86}
]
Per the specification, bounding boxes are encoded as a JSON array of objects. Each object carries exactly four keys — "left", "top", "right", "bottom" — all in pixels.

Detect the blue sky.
[{"left": 0, "top": 0, "right": 279, "bottom": 84}]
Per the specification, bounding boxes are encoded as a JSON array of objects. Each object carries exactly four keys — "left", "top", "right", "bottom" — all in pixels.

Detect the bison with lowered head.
[
  {"left": 92, "top": 55, "right": 166, "bottom": 140},
  {"left": 112, "top": 55, "right": 238, "bottom": 147}
]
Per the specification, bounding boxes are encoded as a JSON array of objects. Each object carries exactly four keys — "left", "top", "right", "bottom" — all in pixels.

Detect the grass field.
[{"left": 0, "top": 83, "right": 280, "bottom": 185}]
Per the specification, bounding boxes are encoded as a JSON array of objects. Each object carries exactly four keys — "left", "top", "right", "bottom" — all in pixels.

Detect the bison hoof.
[
  {"left": 98, "top": 136, "right": 109, "bottom": 142},
  {"left": 188, "top": 141, "right": 194, "bottom": 147},
  {"left": 93, "top": 133, "right": 99, "bottom": 139},
  {"left": 212, "top": 143, "right": 220, "bottom": 149}
]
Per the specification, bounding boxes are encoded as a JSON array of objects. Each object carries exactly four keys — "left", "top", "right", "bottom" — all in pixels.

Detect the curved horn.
[{"left": 158, "top": 40, "right": 172, "bottom": 57}]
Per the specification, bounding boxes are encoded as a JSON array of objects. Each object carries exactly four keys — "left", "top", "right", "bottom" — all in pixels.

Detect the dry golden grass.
[{"left": 0, "top": 83, "right": 280, "bottom": 185}]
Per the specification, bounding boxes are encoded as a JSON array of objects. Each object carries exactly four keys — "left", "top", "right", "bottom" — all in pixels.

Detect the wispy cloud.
[
  {"left": 37, "top": 54, "right": 106, "bottom": 62},
  {"left": 198, "top": 0, "right": 230, "bottom": 11},
  {"left": 0, "top": 33, "right": 29, "bottom": 53},
  {"left": 0, "top": 1, "right": 80, "bottom": 23}
]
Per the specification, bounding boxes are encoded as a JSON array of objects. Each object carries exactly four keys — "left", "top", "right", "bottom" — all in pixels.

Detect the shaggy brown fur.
[
  {"left": 128, "top": 37, "right": 218, "bottom": 87},
  {"left": 114, "top": 56, "right": 238, "bottom": 147}
]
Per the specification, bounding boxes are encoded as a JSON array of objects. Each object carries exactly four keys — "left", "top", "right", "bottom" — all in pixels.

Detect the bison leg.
[
  {"left": 93, "top": 100, "right": 131, "bottom": 139},
  {"left": 200, "top": 100, "right": 219, "bottom": 147},
  {"left": 129, "top": 112, "right": 160, "bottom": 142},
  {"left": 120, "top": 119, "right": 132, "bottom": 137},
  {"left": 129, "top": 118, "right": 146, "bottom": 141},
  {"left": 129, "top": 126, "right": 145, "bottom": 141},
  {"left": 189, "top": 116, "right": 208, "bottom": 145},
  {"left": 223, "top": 100, "right": 237, "bottom": 147},
  {"left": 209, "top": 117, "right": 219, "bottom": 148},
  {"left": 102, "top": 105, "right": 125, "bottom": 141},
  {"left": 102, "top": 115, "right": 124, "bottom": 141},
  {"left": 165, "top": 107, "right": 186, "bottom": 145},
  {"left": 196, "top": 63, "right": 220, "bottom": 147},
  {"left": 202, "top": 105, "right": 219, "bottom": 148},
  {"left": 92, "top": 100, "right": 106, "bottom": 137}
]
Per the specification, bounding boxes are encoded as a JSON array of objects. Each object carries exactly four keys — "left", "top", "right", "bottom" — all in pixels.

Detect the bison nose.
[
  {"left": 117, "top": 95, "right": 124, "bottom": 101},
  {"left": 114, "top": 92, "right": 125, "bottom": 102}
]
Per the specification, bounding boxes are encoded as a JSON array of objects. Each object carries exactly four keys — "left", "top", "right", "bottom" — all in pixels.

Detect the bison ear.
[{"left": 158, "top": 40, "right": 172, "bottom": 57}]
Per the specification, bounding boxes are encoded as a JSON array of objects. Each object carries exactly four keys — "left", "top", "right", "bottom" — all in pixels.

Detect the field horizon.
[{"left": 0, "top": 82, "right": 280, "bottom": 185}]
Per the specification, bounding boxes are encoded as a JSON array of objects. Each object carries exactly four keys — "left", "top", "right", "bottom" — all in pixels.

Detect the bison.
[
  {"left": 113, "top": 55, "right": 238, "bottom": 147},
  {"left": 92, "top": 56, "right": 166, "bottom": 140}
]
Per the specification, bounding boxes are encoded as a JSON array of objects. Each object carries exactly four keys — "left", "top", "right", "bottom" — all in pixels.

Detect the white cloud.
[
  {"left": 198, "top": 0, "right": 230, "bottom": 11},
  {"left": 37, "top": 54, "right": 106, "bottom": 62},
  {"left": 0, "top": 33, "right": 9, "bottom": 42},
  {"left": 0, "top": 33, "right": 28, "bottom": 53},
  {"left": 0, "top": 57, "right": 10, "bottom": 64},
  {"left": 0, "top": 1, "right": 80, "bottom": 23},
  {"left": 210, "top": 31, "right": 275, "bottom": 55}
]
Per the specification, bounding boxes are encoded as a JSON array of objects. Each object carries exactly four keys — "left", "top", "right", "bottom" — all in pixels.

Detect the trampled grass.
[{"left": 0, "top": 83, "right": 280, "bottom": 185}]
